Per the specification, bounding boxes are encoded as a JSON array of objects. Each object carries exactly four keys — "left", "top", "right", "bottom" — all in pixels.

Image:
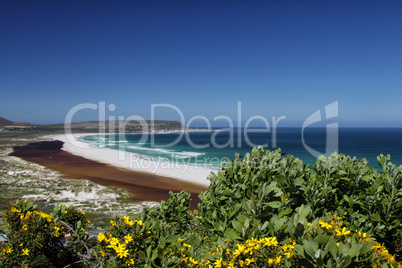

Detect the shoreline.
[
  {"left": 9, "top": 137, "right": 209, "bottom": 209},
  {"left": 51, "top": 132, "right": 216, "bottom": 187}
]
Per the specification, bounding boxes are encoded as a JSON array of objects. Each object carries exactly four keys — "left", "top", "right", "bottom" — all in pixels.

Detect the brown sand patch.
[{"left": 10, "top": 140, "right": 208, "bottom": 209}]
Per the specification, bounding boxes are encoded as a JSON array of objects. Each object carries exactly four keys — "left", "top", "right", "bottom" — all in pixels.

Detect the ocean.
[{"left": 80, "top": 128, "right": 402, "bottom": 168}]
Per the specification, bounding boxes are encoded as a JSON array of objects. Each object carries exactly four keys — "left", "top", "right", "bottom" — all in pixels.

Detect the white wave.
[
  {"left": 126, "top": 145, "right": 173, "bottom": 155},
  {"left": 170, "top": 151, "right": 205, "bottom": 159}
]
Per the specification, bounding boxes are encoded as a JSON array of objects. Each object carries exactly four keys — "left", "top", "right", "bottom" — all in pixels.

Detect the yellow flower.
[
  {"left": 22, "top": 248, "right": 30, "bottom": 256},
  {"left": 189, "top": 257, "right": 199, "bottom": 265},
  {"left": 97, "top": 232, "right": 106, "bottom": 242},
  {"left": 388, "top": 255, "right": 395, "bottom": 264},
  {"left": 245, "top": 258, "right": 255, "bottom": 265},
  {"left": 214, "top": 258, "right": 223, "bottom": 267},
  {"left": 284, "top": 252, "right": 293, "bottom": 258},
  {"left": 5, "top": 247, "right": 13, "bottom": 254},
  {"left": 183, "top": 243, "right": 192, "bottom": 248},
  {"left": 126, "top": 258, "right": 135, "bottom": 265},
  {"left": 110, "top": 220, "right": 117, "bottom": 227},
  {"left": 263, "top": 237, "right": 278, "bottom": 247},
  {"left": 115, "top": 244, "right": 129, "bottom": 259},
  {"left": 22, "top": 224, "right": 28, "bottom": 231},
  {"left": 275, "top": 256, "right": 282, "bottom": 264},
  {"left": 109, "top": 237, "right": 119, "bottom": 245},
  {"left": 124, "top": 234, "right": 133, "bottom": 244},
  {"left": 122, "top": 216, "right": 134, "bottom": 225},
  {"left": 319, "top": 221, "right": 333, "bottom": 230},
  {"left": 100, "top": 250, "right": 106, "bottom": 257},
  {"left": 267, "top": 258, "right": 274, "bottom": 264},
  {"left": 335, "top": 227, "right": 351, "bottom": 236},
  {"left": 357, "top": 231, "right": 370, "bottom": 242},
  {"left": 329, "top": 215, "right": 342, "bottom": 220},
  {"left": 135, "top": 220, "right": 144, "bottom": 226},
  {"left": 282, "top": 244, "right": 295, "bottom": 251},
  {"left": 233, "top": 244, "right": 246, "bottom": 257},
  {"left": 178, "top": 238, "right": 184, "bottom": 242},
  {"left": 11, "top": 207, "right": 21, "bottom": 213}
]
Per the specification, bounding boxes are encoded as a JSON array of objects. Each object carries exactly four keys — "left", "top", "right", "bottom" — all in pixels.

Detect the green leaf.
[
  {"left": 273, "top": 217, "right": 286, "bottom": 233},
  {"left": 224, "top": 228, "right": 241, "bottom": 240},
  {"left": 244, "top": 218, "right": 250, "bottom": 229},
  {"left": 237, "top": 214, "right": 248, "bottom": 222},
  {"left": 294, "top": 177, "right": 305, "bottom": 186},
  {"left": 266, "top": 201, "right": 282, "bottom": 208},
  {"left": 349, "top": 243, "right": 362, "bottom": 258},
  {"left": 232, "top": 221, "right": 243, "bottom": 233},
  {"left": 295, "top": 222, "right": 305, "bottom": 238},
  {"left": 327, "top": 237, "right": 338, "bottom": 259},
  {"left": 303, "top": 238, "right": 318, "bottom": 259},
  {"left": 373, "top": 213, "right": 382, "bottom": 222},
  {"left": 146, "top": 245, "right": 152, "bottom": 258},
  {"left": 222, "top": 189, "right": 231, "bottom": 196},
  {"left": 360, "top": 240, "right": 374, "bottom": 255},
  {"left": 265, "top": 182, "right": 278, "bottom": 194},
  {"left": 294, "top": 244, "right": 305, "bottom": 257},
  {"left": 315, "top": 235, "right": 329, "bottom": 245}
]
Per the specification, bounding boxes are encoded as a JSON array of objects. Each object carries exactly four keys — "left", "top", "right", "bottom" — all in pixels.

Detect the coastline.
[
  {"left": 51, "top": 132, "right": 215, "bottom": 187},
  {"left": 1, "top": 130, "right": 214, "bottom": 228},
  {"left": 10, "top": 137, "right": 210, "bottom": 210}
]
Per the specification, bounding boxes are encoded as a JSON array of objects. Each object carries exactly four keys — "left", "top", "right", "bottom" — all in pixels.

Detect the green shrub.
[
  {"left": 0, "top": 200, "right": 92, "bottom": 267},
  {"left": 1, "top": 148, "right": 401, "bottom": 267}
]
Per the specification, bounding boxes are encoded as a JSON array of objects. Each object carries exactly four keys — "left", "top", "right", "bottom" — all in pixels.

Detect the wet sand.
[{"left": 10, "top": 140, "right": 208, "bottom": 209}]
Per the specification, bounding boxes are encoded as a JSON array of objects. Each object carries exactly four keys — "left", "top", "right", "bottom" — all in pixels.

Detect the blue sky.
[{"left": 0, "top": 1, "right": 401, "bottom": 127}]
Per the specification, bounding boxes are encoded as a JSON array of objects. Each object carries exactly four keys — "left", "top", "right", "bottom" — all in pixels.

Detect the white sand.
[{"left": 50, "top": 133, "right": 215, "bottom": 187}]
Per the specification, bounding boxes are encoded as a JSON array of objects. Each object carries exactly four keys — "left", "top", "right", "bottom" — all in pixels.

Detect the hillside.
[
  {"left": 0, "top": 117, "right": 14, "bottom": 126},
  {"left": 0, "top": 117, "right": 34, "bottom": 127}
]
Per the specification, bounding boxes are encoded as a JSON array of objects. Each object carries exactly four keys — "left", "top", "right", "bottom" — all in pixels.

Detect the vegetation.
[
  {"left": 1, "top": 148, "right": 401, "bottom": 267},
  {"left": 0, "top": 138, "right": 157, "bottom": 230}
]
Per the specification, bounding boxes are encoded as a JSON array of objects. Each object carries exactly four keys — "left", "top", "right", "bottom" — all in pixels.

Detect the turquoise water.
[{"left": 80, "top": 128, "right": 402, "bottom": 168}]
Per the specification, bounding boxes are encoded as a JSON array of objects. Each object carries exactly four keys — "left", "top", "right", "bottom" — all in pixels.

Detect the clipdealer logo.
[
  {"left": 302, "top": 101, "right": 339, "bottom": 158},
  {"left": 63, "top": 100, "right": 339, "bottom": 167}
]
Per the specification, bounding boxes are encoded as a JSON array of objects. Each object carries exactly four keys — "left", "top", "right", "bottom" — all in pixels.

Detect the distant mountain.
[
  {"left": 0, "top": 117, "right": 13, "bottom": 126},
  {"left": 0, "top": 116, "right": 186, "bottom": 133},
  {"left": 0, "top": 117, "right": 33, "bottom": 127}
]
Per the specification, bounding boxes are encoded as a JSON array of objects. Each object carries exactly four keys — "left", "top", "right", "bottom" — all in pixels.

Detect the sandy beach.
[
  {"left": 52, "top": 133, "right": 215, "bottom": 187},
  {"left": 10, "top": 135, "right": 212, "bottom": 209}
]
